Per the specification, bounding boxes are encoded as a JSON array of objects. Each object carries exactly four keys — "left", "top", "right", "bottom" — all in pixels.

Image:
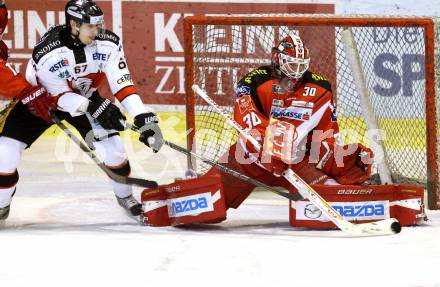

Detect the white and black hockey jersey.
[{"left": 26, "top": 25, "right": 146, "bottom": 118}]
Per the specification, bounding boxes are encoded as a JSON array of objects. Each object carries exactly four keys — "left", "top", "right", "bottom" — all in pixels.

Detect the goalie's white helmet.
[{"left": 272, "top": 33, "right": 310, "bottom": 80}]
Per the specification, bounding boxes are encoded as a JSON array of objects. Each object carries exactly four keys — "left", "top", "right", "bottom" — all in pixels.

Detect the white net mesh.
[{"left": 185, "top": 15, "right": 440, "bottom": 209}]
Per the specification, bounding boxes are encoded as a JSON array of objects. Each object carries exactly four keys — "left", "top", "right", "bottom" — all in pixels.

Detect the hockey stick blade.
[
  {"left": 126, "top": 123, "right": 302, "bottom": 202},
  {"left": 50, "top": 112, "right": 158, "bottom": 189},
  {"left": 348, "top": 218, "right": 401, "bottom": 235},
  {"left": 193, "top": 84, "right": 401, "bottom": 236}
]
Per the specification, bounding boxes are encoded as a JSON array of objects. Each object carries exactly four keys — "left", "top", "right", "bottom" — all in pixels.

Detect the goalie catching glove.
[
  {"left": 134, "top": 112, "right": 164, "bottom": 152},
  {"left": 251, "top": 119, "right": 373, "bottom": 184},
  {"left": 314, "top": 141, "right": 373, "bottom": 184}
]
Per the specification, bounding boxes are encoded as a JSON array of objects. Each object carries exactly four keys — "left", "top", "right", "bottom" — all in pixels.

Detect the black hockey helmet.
[{"left": 65, "top": 0, "right": 104, "bottom": 28}]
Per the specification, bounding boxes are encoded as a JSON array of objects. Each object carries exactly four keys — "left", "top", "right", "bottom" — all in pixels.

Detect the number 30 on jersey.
[
  {"left": 303, "top": 86, "right": 316, "bottom": 96},
  {"left": 243, "top": 112, "right": 262, "bottom": 129}
]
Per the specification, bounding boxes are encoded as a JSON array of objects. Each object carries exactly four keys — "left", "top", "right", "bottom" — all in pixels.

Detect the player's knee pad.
[
  {"left": 0, "top": 170, "right": 19, "bottom": 189},
  {"left": 108, "top": 161, "right": 132, "bottom": 198},
  {"left": 107, "top": 161, "right": 131, "bottom": 177},
  {"left": 0, "top": 137, "right": 26, "bottom": 173},
  {"left": 94, "top": 135, "right": 127, "bottom": 167},
  {"left": 0, "top": 172, "right": 18, "bottom": 207}
]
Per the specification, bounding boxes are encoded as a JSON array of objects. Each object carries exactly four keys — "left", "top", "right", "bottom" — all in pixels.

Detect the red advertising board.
[{"left": 2, "top": 1, "right": 334, "bottom": 105}]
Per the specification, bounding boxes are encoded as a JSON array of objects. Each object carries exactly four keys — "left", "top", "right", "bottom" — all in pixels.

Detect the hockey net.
[{"left": 183, "top": 15, "right": 440, "bottom": 210}]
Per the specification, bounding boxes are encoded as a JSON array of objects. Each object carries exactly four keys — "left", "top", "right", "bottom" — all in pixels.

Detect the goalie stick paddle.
[
  {"left": 192, "top": 84, "right": 402, "bottom": 236},
  {"left": 127, "top": 123, "right": 302, "bottom": 201},
  {"left": 49, "top": 112, "right": 158, "bottom": 189}
]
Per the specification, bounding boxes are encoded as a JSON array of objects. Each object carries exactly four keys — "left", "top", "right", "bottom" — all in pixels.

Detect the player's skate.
[
  {"left": 0, "top": 205, "right": 10, "bottom": 226},
  {"left": 116, "top": 195, "right": 142, "bottom": 217}
]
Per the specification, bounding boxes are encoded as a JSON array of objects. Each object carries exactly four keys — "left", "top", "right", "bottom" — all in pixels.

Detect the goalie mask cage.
[{"left": 183, "top": 15, "right": 440, "bottom": 210}]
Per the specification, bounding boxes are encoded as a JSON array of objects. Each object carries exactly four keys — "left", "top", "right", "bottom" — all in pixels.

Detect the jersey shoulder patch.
[
  {"left": 302, "top": 70, "right": 332, "bottom": 92},
  {"left": 32, "top": 25, "right": 64, "bottom": 64},
  {"left": 96, "top": 30, "right": 120, "bottom": 46},
  {"left": 239, "top": 66, "right": 272, "bottom": 87}
]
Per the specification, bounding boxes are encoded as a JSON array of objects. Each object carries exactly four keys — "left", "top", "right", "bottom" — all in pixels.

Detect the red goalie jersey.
[
  {"left": 205, "top": 33, "right": 373, "bottom": 210},
  {"left": 141, "top": 33, "right": 425, "bottom": 227},
  {"left": 233, "top": 66, "right": 373, "bottom": 185}
]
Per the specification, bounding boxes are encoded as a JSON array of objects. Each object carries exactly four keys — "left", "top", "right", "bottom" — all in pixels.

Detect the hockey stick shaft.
[
  {"left": 49, "top": 112, "right": 158, "bottom": 189},
  {"left": 193, "top": 85, "right": 400, "bottom": 235},
  {"left": 0, "top": 100, "right": 17, "bottom": 117},
  {"left": 166, "top": 141, "right": 302, "bottom": 201},
  {"left": 127, "top": 123, "right": 302, "bottom": 201}
]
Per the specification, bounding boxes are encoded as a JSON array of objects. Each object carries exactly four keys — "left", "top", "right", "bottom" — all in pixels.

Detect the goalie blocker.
[{"left": 141, "top": 172, "right": 426, "bottom": 228}]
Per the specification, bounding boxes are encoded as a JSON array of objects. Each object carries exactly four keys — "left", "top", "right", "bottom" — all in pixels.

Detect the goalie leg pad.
[
  {"left": 218, "top": 142, "right": 278, "bottom": 209},
  {"left": 290, "top": 184, "right": 426, "bottom": 229},
  {"left": 141, "top": 170, "right": 227, "bottom": 226},
  {"left": 207, "top": 155, "right": 260, "bottom": 209}
]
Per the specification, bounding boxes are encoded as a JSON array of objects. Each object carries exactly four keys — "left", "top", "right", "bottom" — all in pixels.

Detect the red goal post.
[{"left": 183, "top": 15, "right": 440, "bottom": 210}]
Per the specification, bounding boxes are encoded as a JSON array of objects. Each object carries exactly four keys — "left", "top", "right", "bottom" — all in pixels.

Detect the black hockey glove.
[
  {"left": 87, "top": 95, "right": 126, "bottom": 131},
  {"left": 134, "top": 112, "right": 164, "bottom": 153}
]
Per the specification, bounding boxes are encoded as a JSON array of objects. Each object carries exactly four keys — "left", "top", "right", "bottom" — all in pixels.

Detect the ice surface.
[{"left": 1, "top": 139, "right": 439, "bottom": 287}]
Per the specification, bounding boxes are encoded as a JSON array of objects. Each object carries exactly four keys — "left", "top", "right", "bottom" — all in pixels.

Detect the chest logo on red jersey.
[
  {"left": 272, "top": 84, "right": 284, "bottom": 94},
  {"left": 270, "top": 106, "right": 312, "bottom": 121},
  {"left": 272, "top": 99, "right": 284, "bottom": 107},
  {"left": 290, "top": 100, "right": 314, "bottom": 108}
]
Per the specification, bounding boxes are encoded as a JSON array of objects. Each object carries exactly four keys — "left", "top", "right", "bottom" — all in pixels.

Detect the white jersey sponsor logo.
[{"left": 30, "top": 29, "right": 133, "bottom": 102}]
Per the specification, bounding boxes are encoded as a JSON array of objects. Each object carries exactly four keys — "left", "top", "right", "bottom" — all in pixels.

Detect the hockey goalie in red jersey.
[
  {"left": 211, "top": 32, "right": 375, "bottom": 209},
  {"left": 141, "top": 32, "right": 425, "bottom": 227}
]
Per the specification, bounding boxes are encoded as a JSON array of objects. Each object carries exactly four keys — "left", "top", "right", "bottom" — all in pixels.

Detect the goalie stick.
[
  {"left": 49, "top": 112, "right": 158, "bottom": 189},
  {"left": 192, "top": 84, "right": 402, "bottom": 236},
  {"left": 127, "top": 123, "right": 302, "bottom": 201}
]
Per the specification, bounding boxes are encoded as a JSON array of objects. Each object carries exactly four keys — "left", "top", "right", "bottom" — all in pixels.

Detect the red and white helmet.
[{"left": 272, "top": 33, "right": 310, "bottom": 80}]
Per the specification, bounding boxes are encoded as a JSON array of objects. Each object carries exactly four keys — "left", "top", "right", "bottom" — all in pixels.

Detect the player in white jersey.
[{"left": 0, "top": 0, "right": 163, "bottom": 220}]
